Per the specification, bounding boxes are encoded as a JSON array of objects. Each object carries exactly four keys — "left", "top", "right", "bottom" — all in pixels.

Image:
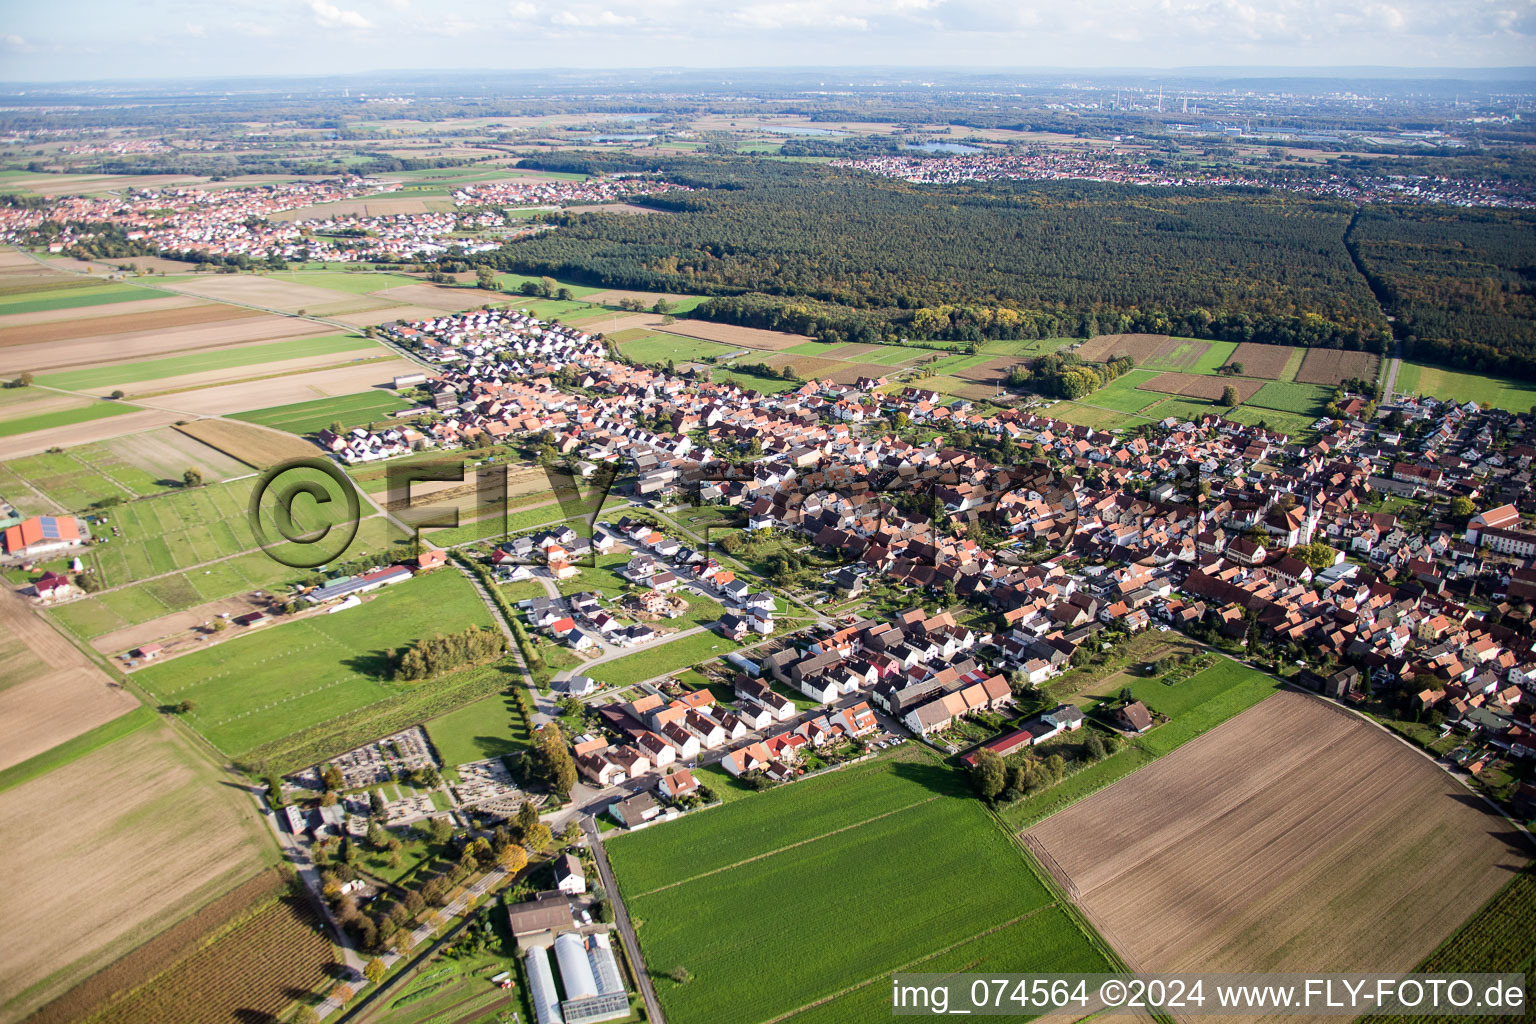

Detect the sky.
[{"left": 2, "top": 0, "right": 1534, "bottom": 82}]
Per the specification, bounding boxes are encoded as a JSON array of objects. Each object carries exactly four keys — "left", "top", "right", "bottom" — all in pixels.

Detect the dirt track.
[{"left": 1024, "top": 691, "right": 1529, "bottom": 1016}]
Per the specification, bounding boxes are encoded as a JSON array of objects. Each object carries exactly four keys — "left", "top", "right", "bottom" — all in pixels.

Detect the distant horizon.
[
  {"left": 4, "top": 63, "right": 1535, "bottom": 91},
  {"left": 6, "top": 0, "right": 1535, "bottom": 83}
]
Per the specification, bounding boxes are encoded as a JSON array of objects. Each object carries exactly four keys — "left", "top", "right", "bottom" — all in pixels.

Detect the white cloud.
[
  {"left": 508, "top": 1, "right": 537, "bottom": 15},
  {"left": 307, "top": 0, "right": 371, "bottom": 29},
  {"left": 1, "top": 33, "right": 29, "bottom": 51}
]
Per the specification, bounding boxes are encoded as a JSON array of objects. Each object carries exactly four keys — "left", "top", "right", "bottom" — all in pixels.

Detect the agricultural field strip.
[
  {"left": 631, "top": 794, "right": 941, "bottom": 898},
  {"left": 759, "top": 905, "right": 1058, "bottom": 1024}
]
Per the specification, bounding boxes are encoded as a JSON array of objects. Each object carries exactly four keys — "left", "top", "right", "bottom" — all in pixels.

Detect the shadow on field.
[{"left": 889, "top": 758, "right": 968, "bottom": 798}]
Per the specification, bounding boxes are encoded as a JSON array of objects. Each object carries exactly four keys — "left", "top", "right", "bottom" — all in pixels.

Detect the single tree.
[
  {"left": 499, "top": 842, "right": 529, "bottom": 873},
  {"left": 182, "top": 467, "right": 203, "bottom": 488},
  {"left": 364, "top": 958, "right": 386, "bottom": 985},
  {"left": 1219, "top": 385, "right": 1241, "bottom": 407},
  {"left": 969, "top": 748, "right": 1007, "bottom": 800}
]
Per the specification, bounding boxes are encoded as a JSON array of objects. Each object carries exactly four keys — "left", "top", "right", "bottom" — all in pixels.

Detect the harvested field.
[
  {"left": 1025, "top": 692, "right": 1530, "bottom": 989},
  {"left": 89, "top": 893, "right": 335, "bottom": 1024},
  {"left": 1295, "top": 348, "right": 1381, "bottom": 386},
  {"left": 371, "top": 282, "right": 483, "bottom": 311},
  {"left": 0, "top": 294, "right": 204, "bottom": 329},
  {"left": 0, "top": 408, "right": 184, "bottom": 461},
  {"left": 0, "top": 312, "right": 323, "bottom": 375},
  {"left": 328, "top": 303, "right": 450, "bottom": 328},
  {"left": 1077, "top": 333, "right": 1175, "bottom": 363},
  {"left": 904, "top": 374, "right": 1010, "bottom": 402},
  {"left": 20, "top": 870, "right": 287, "bottom": 1024},
  {"left": 1224, "top": 342, "right": 1297, "bottom": 379},
  {"left": 762, "top": 353, "right": 843, "bottom": 378},
  {"left": 162, "top": 275, "right": 396, "bottom": 316},
  {"left": 0, "top": 302, "right": 262, "bottom": 349},
  {"left": 150, "top": 359, "right": 419, "bottom": 416},
  {"left": 952, "top": 354, "right": 1024, "bottom": 385},
  {"left": 172, "top": 419, "right": 318, "bottom": 468},
  {"left": 0, "top": 588, "right": 142, "bottom": 772},
  {"left": 657, "top": 318, "right": 811, "bottom": 350},
  {"left": 822, "top": 362, "right": 896, "bottom": 386},
  {"left": 1137, "top": 372, "right": 1265, "bottom": 402},
  {"left": 0, "top": 719, "right": 275, "bottom": 1022},
  {"left": 87, "top": 346, "right": 396, "bottom": 398},
  {"left": 103, "top": 427, "right": 251, "bottom": 484}
]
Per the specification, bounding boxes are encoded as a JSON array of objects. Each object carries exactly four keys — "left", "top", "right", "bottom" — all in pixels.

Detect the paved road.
[
  {"left": 584, "top": 814, "right": 665, "bottom": 1024},
  {"left": 1382, "top": 338, "right": 1403, "bottom": 402}
]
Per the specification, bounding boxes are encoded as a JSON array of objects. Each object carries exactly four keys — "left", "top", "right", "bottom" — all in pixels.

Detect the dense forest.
[
  {"left": 1351, "top": 205, "right": 1536, "bottom": 378},
  {"left": 490, "top": 159, "right": 1390, "bottom": 350}
]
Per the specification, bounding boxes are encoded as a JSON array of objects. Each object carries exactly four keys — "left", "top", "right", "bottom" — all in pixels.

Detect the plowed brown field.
[{"left": 1024, "top": 691, "right": 1530, "bottom": 1018}]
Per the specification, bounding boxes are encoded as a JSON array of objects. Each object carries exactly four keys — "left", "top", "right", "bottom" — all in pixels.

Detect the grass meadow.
[
  {"left": 232, "top": 390, "right": 415, "bottom": 434},
  {"left": 132, "top": 567, "right": 494, "bottom": 757},
  {"left": 607, "top": 744, "right": 1115, "bottom": 1024}
]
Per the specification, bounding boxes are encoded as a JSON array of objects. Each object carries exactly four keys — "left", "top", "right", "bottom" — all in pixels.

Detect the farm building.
[
  {"left": 507, "top": 891, "right": 576, "bottom": 948},
  {"left": 303, "top": 564, "right": 413, "bottom": 605},
  {"left": 2, "top": 515, "right": 84, "bottom": 557}
]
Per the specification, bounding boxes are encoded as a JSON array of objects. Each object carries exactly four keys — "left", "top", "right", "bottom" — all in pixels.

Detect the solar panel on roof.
[{"left": 40, "top": 518, "right": 60, "bottom": 539}]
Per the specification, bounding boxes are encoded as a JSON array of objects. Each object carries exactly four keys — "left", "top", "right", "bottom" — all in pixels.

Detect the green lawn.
[
  {"left": 586, "top": 629, "right": 743, "bottom": 687},
  {"left": 0, "top": 281, "right": 171, "bottom": 315},
  {"left": 618, "top": 333, "right": 736, "bottom": 364},
  {"left": 1247, "top": 380, "right": 1331, "bottom": 416},
  {"left": 36, "top": 334, "right": 381, "bottom": 391},
  {"left": 1083, "top": 370, "right": 1167, "bottom": 413},
  {"left": 232, "top": 390, "right": 414, "bottom": 435},
  {"left": 0, "top": 399, "right": 140, "bottom": 439},
  {"left": 133, "top": 568, "right": 494, "bottom": 758},
  {"left": 1395, "top": 362, "right": 1536, "bottom": 413},
  {"left": 705, "top": 367, "right": 801, "bottom": 394},
  {"left": 608, "top": 745, "right": 1114, "bottom": 1024},
  {"left": 423, "top": 689, "right": 531, "bottom": 767}
]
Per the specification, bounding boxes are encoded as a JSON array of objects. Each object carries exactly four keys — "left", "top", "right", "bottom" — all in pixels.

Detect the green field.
[
  {"left": 706, "top": 367, "right": 801, "bottom": 394},
  {"left": 618, "top": 332, "right": 736, "bottom": 364},
  {"left": 0, "top": 281, "right": 170, "bottom": 315},
  {"left": 1082, "top": 370, "right": 1167, "bottom": 413},
  {"left": 1140, "top": 338, "right": 1237, "bottom": 374},
  {"left": 586, "top": 629, "right": 743, "bottom": 687},
  {"left": 260, "top": 271, "right": 421, "bottom": 294},
  {"left": 49, "top": 517, "right": 409, "bottom": 642},
  {"left": 0, "top": 399, "right": 139, "bottom": 439},
  {"left": 133, "top": 568, "right": 494, "bottom": 757},
  {"left": 607, "top": 745, "right": 1115, "bottom": 1024},
  {"left": 1247, "top": 380, "right": 1331, "bottom": 417},
  {"left": 232, "top": 390, "right": 414, "bottom": 435},
  {"left": 1395, "top": 362, "right": 1536, "bottom": 413},
  {"left": 423, "top": 689, "right": 531, "bottom": 767},
  {"left": 36, "top": 333, "right": 381, "bottom": 391},
  {"left": 999, "top": 660, "right": 1282, "bottom": 830}
]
